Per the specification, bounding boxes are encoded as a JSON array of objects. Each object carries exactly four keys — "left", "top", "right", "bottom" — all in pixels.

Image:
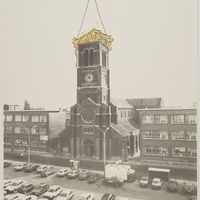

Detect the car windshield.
[
  {"left": 169, "top": 181, "right": 176, "bottom": 185},
  {"left": 49, "top": 189, "right": 55, "bottom": 192},
  {"left": 141, "top": 177, "right": 148, "bottom": 181},
  {"left": 35, "top": 186, "right": 42, "bottom": 190},
  {"left": 60, "top": 193, "right": 68, "bottom": 197},
  {"left": 153, "top": 180, "right": 160, "bottom": 184},
  {"left": 11, "top": 182, "right": 19, "bottom": 186}
]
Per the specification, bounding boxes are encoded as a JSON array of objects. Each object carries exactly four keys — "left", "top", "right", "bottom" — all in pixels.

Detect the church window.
[
  {"left": 89, "top": 49, "right": 94, "bottom": 66},
  {"left": 102, "top": 50, "right": 106, "bottom": 67},
  {"left": 84, "top": 49, "right": 89, "bottom": 66}
]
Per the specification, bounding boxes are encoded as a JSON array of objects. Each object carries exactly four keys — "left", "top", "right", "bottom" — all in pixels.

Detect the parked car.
[
  {"left": 40, "top": 169, "right": 55, "bottom": 177},
  {"left": 16, "top": 183, "right": 35, "bottom": 194},
  {"left": 5, "top": 180, "right": 26, "bottom": 194},
  {"left": 183, "top": 182, "right": 195, "bottom": 194},
  {"left": 139, "top": 176, "right": 149, "bottom": 187},
  {"left": 87, "top": 173, "right": 101, "bottom": 184},
  {"left": 55, "top": 189, "right": 75, "bottom": 200},
  {"left": 151, "top": 178, "right": 163, "bottom": 189},
  {"left": 103, "top": 177, "right": 123, "bottom": 188},
  {"left": 4, "top": 179, "right": 14, "bottom": 189},
  {"left": 18, "top": 194, "right": 38, "bottom": 200},
  {"left": 36, "top": 165, "right": 48, "bottom": 173},
  {"left": 4, "top": 161, "right": 12, "bottom": 168},
  {"left": 167, "top": 180, "right": 178, "bottom": 192},
  {"left": 56, "top": 168, "right": 70, "bottom": 177},
  {"left": 4, "top": 193, "right": 25, "bottom": 200},
  {"left": 25, "top": 164, "right": 39, "bottom": 172},
  {"left": 24, "top": 195, "right": 38, "bottom": 200},
  {"left": 101, "top": 193, "right": 116, "bottom": 200},
  {"left": 42, "top": 185, "right": 63, "bottom": 200},
  {"left": 79, "top": 169, "right": 90, "bottom": 180},
  {"left": 80, "top": 193, "right": 95, "bottom": 200},
  {"left": 31, "top": 183, "right": 50, "bottom": 197},
  {"left": 14, "top": 163, "right": 28, "bottom": 171},
  {"left": 67, "top": 169, "right": 80, "bottom": 179}
]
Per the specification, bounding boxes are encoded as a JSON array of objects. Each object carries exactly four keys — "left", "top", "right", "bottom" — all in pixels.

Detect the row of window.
[
  {"left": 142, "top": 114, "right": 196, "bottom": 124},
  {"left": 4, "top": 126, "right": 47, "bottom": 135},
  {"left": 143, "top": 147, "right": 197, "bottom": 157},
  {"left": 119, "top": 110, "right": 131, "bottom": 119},
  {"left": 142, "top": 131, "right": 196, "bottom": 141},
  {"left": 4, "top": 139, "right": 47, "bottom": 148},
  {"left": 79, "top": 49, "right": 107, "bottom": 67},
  {"left": 83, "top": 126, "right": 94, "bottom": 133},
  {"left": 4, "top": 114, "right": 47, "bottom": 122}
]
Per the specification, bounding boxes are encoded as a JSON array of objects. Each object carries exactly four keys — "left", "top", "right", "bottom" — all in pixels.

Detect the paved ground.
[
  {"left": 4, "top": 160, "right": 197, "bottom": 200},
  {"left": 4, "top": 149, "right": 197, "bottom": 181}
]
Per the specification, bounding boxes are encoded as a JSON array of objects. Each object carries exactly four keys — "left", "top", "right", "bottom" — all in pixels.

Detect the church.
[{"left": 69, "top": 28, "right": 140, "bottom": 161}]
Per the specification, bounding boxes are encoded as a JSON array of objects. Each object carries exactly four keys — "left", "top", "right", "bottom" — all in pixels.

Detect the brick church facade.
[{"left": 69, "top": 29, "right": 139, "bottom": 161}]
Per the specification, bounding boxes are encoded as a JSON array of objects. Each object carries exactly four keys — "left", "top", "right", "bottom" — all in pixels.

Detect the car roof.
[
  {"left": 153, "top": 178, "right": 161, "bottom": 181},
  {"left": 81, "top": 193, "right": 94, "bottom": 197},
  {"left": 59, "top": 168, "right": 68, "bottom": 171},
  {"left": 50, "top": 185, "right": 61, "bottom": 189},
  {"left": 62, "top": 189, "right": 74, "bottom": 193},
  {"left": 12, "top": 179, "right": 25, "bottom": 183},
  {"left": 38, "top": 183, "right": 47, "bottom": 186}
]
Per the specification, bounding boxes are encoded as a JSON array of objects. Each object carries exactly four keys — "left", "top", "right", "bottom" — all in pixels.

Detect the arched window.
[
  {"left": 89, "top": 49, "right": 94, "bottom": 66},
  {"left": 84, "top": 49, "right": 89, "bottom": 66},
  {"left": 102, "top": 50, "right": 107, "bottom": 67}
]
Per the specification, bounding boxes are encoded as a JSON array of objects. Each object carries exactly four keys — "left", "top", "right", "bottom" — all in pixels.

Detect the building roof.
[
  {"left": 148, "top": 167, "right": 170, "bottom": 173},
  {"left": 4, "top": 110, "right": 60, "bottom": 113},
  {"left": 111, "top": 119, "right": 139, "bottom": 137},
  {"left": 136, "top": 107, "right": 197, "bottom": 111},
  {"left": 126, "top": 98, "right": 163, "bottom": 109},
  {"left": 111, "top": 98, "right": 132, "bottom": 109}
]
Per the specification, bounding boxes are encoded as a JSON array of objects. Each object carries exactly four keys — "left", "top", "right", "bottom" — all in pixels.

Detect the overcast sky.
[{"left": 2, "top": 0, "right": 198, "bottom": 109}]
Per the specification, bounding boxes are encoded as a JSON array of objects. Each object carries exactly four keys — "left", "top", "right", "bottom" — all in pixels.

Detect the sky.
[{"left": 2, "top": 0, "right": 198, "bottom": 109}]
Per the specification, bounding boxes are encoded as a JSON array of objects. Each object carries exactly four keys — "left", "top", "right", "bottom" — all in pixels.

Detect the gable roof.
[
  {"left": 111, "top": 119, "right": 139, "bottom": 137},
  {"left": 111, "top": 98, "right": 132, "bottom": 109},
  {"left": 126, "top": 98, "right": 163, "bottom": 109}
]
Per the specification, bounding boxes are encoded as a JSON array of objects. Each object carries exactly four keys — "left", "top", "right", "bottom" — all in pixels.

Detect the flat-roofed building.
[
  {"left": 4, "top": 109, "right": 60, "bottom": 151},
  {"left": 137, "top": 107, "right": 197, "bottom": 164}
]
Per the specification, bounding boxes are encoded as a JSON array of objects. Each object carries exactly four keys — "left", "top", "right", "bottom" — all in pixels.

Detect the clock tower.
[{"left": 70, "top": 29, "right": 117, "bottom": 160}]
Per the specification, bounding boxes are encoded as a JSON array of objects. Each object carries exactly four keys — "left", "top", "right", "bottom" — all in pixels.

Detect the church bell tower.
[{"left": 70, "top": 29, "right": 115, "bottom": 160}]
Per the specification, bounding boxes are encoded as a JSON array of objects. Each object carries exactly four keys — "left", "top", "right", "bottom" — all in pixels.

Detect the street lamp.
[
  {"left": 95, "top": 126, "right": 109, "bottom": 176},
  {"left": 16, "top": 123, "right": 37, "bottom": 163}
]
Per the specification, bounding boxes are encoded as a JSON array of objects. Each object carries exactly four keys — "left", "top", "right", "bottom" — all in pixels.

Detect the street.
[{"left": 4, "top": 160, "right": 194, "bottom": 200}]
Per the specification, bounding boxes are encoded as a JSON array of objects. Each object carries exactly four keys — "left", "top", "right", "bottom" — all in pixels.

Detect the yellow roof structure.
[{"left": 73, "top": 28, "right": 113, "bottom": 51}]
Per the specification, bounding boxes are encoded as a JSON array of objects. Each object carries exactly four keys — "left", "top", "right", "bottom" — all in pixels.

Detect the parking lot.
[{"left": 4, "top": 160, "right": 196, "bottom": 200}]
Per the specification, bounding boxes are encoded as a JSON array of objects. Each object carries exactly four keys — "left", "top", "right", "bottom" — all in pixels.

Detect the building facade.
[
  {"left": 4, "top": 110, "right": 59, "bottom": 151},
  {"left": 138, "top": 108, "right": 197, "bottom": 164}
]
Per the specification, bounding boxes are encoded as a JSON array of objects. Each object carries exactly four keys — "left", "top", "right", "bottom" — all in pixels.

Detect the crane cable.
[
  {"left": 94, "top": 0, "right": 107, "bottom": 34},
  {"left": 76, "top": 0, "right": 90, "bottom": 38},
  {"left": 76, "top": 0, "right": 107, "bottom": 38}
]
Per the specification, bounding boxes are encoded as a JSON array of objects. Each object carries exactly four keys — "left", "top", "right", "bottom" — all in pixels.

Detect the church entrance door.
[{"left": 83, "top": 139, "right": 95, "bottom": 158}]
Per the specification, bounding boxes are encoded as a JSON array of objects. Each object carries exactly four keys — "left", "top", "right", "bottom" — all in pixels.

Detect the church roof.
[
  {"left": 111, "top": 119, "right": 139, "bottom": 137},
  {"left": 72, "top": 28, "right": 113, "bottom": 50},
  {"left": 126, "top": 98, "right": 163, "bottom": 109}
]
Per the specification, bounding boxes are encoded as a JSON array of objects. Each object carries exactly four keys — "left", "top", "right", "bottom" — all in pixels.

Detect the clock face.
[
  {"left": 80, "top": 105, "right": 95, "bottom": 124},
  {"left": 85, "top": 73, "right": 94, "bottom": 83}
]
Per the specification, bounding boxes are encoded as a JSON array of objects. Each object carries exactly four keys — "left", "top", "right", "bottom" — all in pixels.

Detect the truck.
[{"left": 103, "top": 161, "right": 136, "bottom": 187}]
